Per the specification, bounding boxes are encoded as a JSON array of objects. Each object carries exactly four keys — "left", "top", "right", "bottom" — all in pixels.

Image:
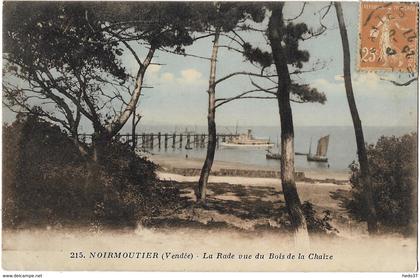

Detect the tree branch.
[
  {"left": 215, "top": 84, "right": 277, "bottom": 108},
  {"left": 107, "top": 47, "right": 156, "bottom": 137},
  {"left": 215, "top": 71, "right": 277, "bottom": 86},
  {"left": 285, "top": 2, "right": 307, "bottom": 21},
  {"left": 380, "top": 77, "right": 417, "bottom": 86},
  {"left": 106, "top": 29, "right": 143, "bottom": 67},
  {"left": 3, "top": 90, "right": 71, "bottom": 131},
  {"left": 220, "top": 32, "right": 245, "bottom": 48},
  {"left": 250, "top": 80, "right": 278, "bottom": 95},
  {"left": 193, "top": 32, "right": 216, "bottom": 41},
  {"left": 218, "top": 45, "right": 244, "bottom": 55},
  {"left": 216, "top": 93, "right": 277, "bottom": 108},
  {"left": 159, "top": 47, "right": 212, "bottom": 61}
]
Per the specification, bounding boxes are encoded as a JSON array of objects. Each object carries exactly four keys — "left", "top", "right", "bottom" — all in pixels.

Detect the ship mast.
[{"left": 308, "top": 136, "right": 312, "bottom": 156}]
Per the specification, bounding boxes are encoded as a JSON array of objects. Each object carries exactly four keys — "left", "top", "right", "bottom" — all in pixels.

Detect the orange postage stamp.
[{"left": 359, "top": 2, "right": 418, "bottom": 72}]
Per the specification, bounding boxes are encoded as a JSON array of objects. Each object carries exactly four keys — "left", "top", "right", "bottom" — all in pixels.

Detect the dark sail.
[
  {"left": 316, "top": 135, "right": 329, "bottom": 157},
  {"left": 307, "top": 135, "right": 329, "bottom": 162}
]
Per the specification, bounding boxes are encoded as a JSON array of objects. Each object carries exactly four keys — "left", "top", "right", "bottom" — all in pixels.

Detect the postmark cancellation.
[{"left": 359, "top": 2, "right": 418, "bottom": 72}]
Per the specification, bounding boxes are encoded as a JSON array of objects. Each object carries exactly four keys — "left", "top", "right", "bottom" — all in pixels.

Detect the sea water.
[{"left": 135, "top": 125, "right": 416, "bottom": 171}]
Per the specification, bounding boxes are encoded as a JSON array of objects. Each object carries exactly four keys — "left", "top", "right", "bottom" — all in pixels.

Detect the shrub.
[
  {"left": 2, "top": 114, "right": 172, "bottom": 229},
  {"left": 302, "top": 201, "right": 338, "bottom": 235},
  {"left": 348, "top": 133, "right": 417, "bottom": 235},
  {"left": 99, "top": 140, "right": 157, "bottom": 187},
  {"left": 3, "top": 114, "right": 86, "bottom": 227}
]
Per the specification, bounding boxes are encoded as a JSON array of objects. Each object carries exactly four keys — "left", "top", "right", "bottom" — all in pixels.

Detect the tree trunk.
[
  {"left": 107, "top": 47, "right": 155, "bottom": 138},
  {"left": 268, "top": 4, "right": 309, "bottom": 246},
  {"left": 92, "top": 131, "right": 112, "bottom": 164},
  {"left": 83, "top": 48, "right": 155, "bottom": 166},
  {"left": 196, "top": 29, "right": 220, "bottom": 202},
  {"left": 84, "top": 157, "right": 102, "bottom": 196},
  {"left": 72, "top": 137, "right": 89, "bottom": 158},
  {"left": 132, "top": 106, "right": 137, "bottom": 152},
  {"left": 335, "top": 2, "right": 378, "bottom": 234}
]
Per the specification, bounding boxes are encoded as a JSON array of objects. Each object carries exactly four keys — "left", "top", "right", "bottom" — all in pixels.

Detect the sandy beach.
[{"left": 149, "top": 153, "right": 360, "bottom": 236}]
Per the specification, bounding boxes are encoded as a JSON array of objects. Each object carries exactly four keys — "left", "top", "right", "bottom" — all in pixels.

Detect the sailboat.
[
  {"left": 307, "top": 135, "right": 329, "bottom": 162},
  {"left": 265, "top": 136, "right": 310, "bottom": 160},
  {"left": 266, "top": 136, "right": 280, "bottom": 159},
  {"left": 266, "top": 149, "right": 281, "bottom": 159}
]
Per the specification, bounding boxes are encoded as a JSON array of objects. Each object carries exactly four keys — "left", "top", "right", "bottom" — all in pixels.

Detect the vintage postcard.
[{"left": 2, "top": 1, "right": 418, "bottom": 274}]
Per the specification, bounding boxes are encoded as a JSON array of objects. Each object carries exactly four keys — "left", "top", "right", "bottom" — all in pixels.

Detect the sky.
[
  {"left": 131, "top": 2, "right": 417, "bottom": 128},
  {"left": 3, "top": 2, "right": 418, "bottom": 131}
]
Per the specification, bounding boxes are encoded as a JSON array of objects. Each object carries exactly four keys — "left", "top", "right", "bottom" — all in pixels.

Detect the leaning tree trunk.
[
  {"left": 335, "top": 2, "right": 378, "bottom": 234},
  {"left": 132, "top": 105, "right": 137, "bottom": 152},
  {"left": 107, "top": 47, "right": 155, "bottom": 139},
  {"left": 85, "top": 48, "right": 155, "bottom": 164},
  {"left": 268, "top": 5, "right": 310, "bottom": 246},
  {"left": 196, "top": 29, "right": 220, "bottom": 202},
  {"left": 92, "top": 131, "right": 112, "bottom": 164},
  {"left": 131, "top": 106, "right": 142, "bottom": 153}
]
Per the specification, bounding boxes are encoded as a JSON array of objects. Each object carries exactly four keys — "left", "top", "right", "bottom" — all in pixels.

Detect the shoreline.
[{"left": 148, "top": 153, "right": 351, "bottom": 183}]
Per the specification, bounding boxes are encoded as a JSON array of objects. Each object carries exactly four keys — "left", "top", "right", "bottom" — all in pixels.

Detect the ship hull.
[
  {"left": 220, "top": 142, "right": 274, "bottom": 148},
  {"left": 266, "top": 153, "right": 281, "bottom": 160},
  {"left": 266, "top": 152, "right": 308, "bottom": 160},
  {"left": 307, "top": 155, "right": 328, "bottom": 163}
]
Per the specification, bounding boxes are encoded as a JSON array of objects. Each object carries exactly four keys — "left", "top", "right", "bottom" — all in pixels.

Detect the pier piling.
[
  {"left": 172, "top": 133, "right": 176, "bottom": 149},
  {"left": 201, "top": 134, "right": 205, "bottom": 148},
  {"left": 150, "top": 133, "right": 154, "bottom": 149},
  {"left": 186, "top": 134, "right": 191, "bottom": 149},
  {"left": 194, "top": 135, "right": 198, "bottom": 148},
  {"left": 79, "top": 132, "right": 240, "bottom": 150}
]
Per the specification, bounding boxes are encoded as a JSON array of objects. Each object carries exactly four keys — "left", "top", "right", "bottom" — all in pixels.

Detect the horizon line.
[{"left": 138, "top": 123, "right": 417, "bottom": 128}]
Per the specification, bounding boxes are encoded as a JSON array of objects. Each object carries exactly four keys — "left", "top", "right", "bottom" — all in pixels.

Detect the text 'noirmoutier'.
[{"left": 72, "top": 251, "right": 333, "bottom": 261}]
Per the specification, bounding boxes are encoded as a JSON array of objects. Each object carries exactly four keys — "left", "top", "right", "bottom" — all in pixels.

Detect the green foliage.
[
  {"left": 93, "top": 2, "right": 198, "bottom": 50},
  {"left": 242, "top": 17, "right": 310, "bottom": 69},
  {"left": 3, "top": 2, "right": 201, "bottom": 136},
  {"left": 242, "top": 42, "right": 273, "bottom": 68},
  {"left": 348, "top": 133, "right": 417, "bottom": 235},
  {"left": 290, "top": 83, "right": 326, "bottom": 104},
  {"left": 3, "top": 1, "right": 132, "bottom": 136},
  {"left": 283, "top": 22, "right": 310, "bottom": 68},
  {"left": 302, "top": 201, "right": 339, "bottom": 235},
  {"left": 2, "top": 115, "right": 176, "bottom": 229},
  {"left": 3, "top": 114, "right": 87, "bottom": 227},
  {"left": 3, "top": 2, "right": 127, "bottom": 80},
  {"left": 96, "top": 138, "right": 157, "bottom": 185},
  {"left": 241, "top": 4, "right": 324, "bottom": 104},
  {"left": 203, "top": 2, "right": 266, "bottom": 31}
]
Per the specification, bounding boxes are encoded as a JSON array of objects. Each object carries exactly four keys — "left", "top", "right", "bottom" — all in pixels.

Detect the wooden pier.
[{"left": 78, "top": 132, "right": 240, "bottom": 150}]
